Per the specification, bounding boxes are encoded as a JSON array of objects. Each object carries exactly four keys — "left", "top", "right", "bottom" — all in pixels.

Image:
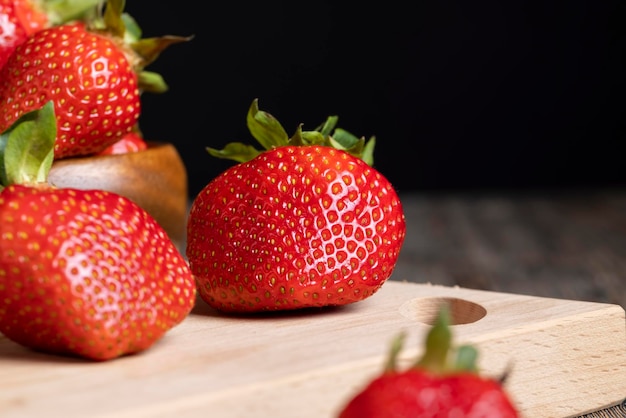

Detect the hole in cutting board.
[{"left": 399, "top": 297, "right": 487, "bottom": 325}]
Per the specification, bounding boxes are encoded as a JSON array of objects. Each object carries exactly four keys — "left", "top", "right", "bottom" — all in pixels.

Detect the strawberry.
[
  {"left": 0, "top": 0, "right": 190, "bottom": 159},
  {"left": 97, "top": 129, "right": 148, "bottom": 155},
  {"left": 0, "top": 102, "right": 196, "bottom": 361},
  {"left": 0, "top": 19, "right": 139, "bottom": 159},
  {"left": 0, "top": 0, "right": 99, "bottom": 68},
  {"left": 186, "top": 99, "right": 406, "bottom": 313},
  {"left": 337, "top": 305, "right": 519, "bottom": 418}
]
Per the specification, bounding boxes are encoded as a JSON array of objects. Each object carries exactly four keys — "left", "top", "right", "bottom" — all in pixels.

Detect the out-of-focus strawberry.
[
  {"left": 337, "top": 305, "right": 520, "bottom": 418},
  {"left": 0, "top": 102, "right": 196, "bottom": 361},
  {"left": 187, "top": 99, "right": 406, "bottom": 313},
  {"left": 0, "top": 0, "right": 190, "bottom": 159},
  {"left": 0, "top": 20, "right": 139, "bottom": 158},
  {"left": 0, "top": 0, "right": 100, "bottom": 68},
  {"left": 97, "top": 130, "right": 148, "bottom": 155}
]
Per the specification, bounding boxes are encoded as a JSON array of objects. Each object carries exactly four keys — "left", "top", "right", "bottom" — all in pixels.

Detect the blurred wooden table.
[{"left": 391, "top": 188, "right": 626, "bottom": 311}]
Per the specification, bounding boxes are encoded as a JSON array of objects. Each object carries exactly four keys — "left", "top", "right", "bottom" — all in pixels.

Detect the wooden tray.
[{"left": 1, "top": 281, "right": 625, "bottom": 418}]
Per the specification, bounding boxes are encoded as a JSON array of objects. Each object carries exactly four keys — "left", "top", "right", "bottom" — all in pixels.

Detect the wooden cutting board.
[{"left": 1, "top": 280, "right": 625, "bottom": 418}]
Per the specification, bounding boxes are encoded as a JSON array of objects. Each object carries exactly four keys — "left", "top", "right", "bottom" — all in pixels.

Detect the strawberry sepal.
[
  {"left": 137, "top": 71, "right": 169, "bottom": 94},
  {"left": 0, "top": 102, "right": 56, "bottom": 189},
  {"left": 39, "top": 0, "right": 102, "bottom": 26},
  {"left": 206, "top": 143, "right": 261, "bottom": 163},
  {"left": 131, "top": 35, "right": 194, "bottom": 68},
  {"left": 246, "top": 98, "right": 290, "bottom": 150},
  {"left": 409, "top": 305, "right": 480, "bottom": 375}
]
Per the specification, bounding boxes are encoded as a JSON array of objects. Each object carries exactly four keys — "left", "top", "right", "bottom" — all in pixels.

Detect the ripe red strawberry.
[
  {"left": 97, "top": 130, "right": 148, "bottom": 155},
  {"left": 0, "top": 0, "right": 189, "bottom": 159},
  {"left": 0, "top": 21, "right": 138, "bottom": 158},
  {"left": 0, "top": 0, "right": 100, "bottom": 68},
  {"left": 0, "top": 184, "right": 197, "bottom": 360},
  {"left": 337, "top": 306, "right": 519, "bottom": 418},
  {"left": 187, "top": 99, "right": 406, "bottom": 312},
  {"left": 0, "top": 103, "right": 196, "bottom": 361}
]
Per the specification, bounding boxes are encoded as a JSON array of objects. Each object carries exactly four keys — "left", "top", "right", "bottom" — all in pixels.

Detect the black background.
[{"left": 125, "top": 0, "right": 626, "bottom": 199}]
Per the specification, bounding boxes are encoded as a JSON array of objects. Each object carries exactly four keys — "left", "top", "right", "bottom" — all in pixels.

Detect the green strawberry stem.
[
  {"left": 207, "top": 98, "right": 376, "bottom": 166},
  {"left": 0, "top": 103, "right": 56, "bottom": 191},
  {"left": 385, "top": 304, "right": 479, "bottom": 375}
]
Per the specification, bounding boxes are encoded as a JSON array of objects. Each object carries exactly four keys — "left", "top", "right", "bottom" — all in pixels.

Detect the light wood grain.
[{"left": 1, "top": 281, "right": 624, "bottom": 418}]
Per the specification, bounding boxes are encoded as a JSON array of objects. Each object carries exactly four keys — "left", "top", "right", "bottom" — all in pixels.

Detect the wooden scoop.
[{"left": 48, "top": 141, "right": 188, "bottom": 252}]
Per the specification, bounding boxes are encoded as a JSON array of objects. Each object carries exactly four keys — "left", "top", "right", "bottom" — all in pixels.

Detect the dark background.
[{"left": 125, "top": 0, "right": 626, "bottom": 200}]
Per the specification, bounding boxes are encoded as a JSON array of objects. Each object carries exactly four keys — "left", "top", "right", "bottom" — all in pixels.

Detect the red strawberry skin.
[
  {"left": 0, "top": 0, "right": 48, "bottom": 68},
  {"left": 338, "top": 369, "right": 519, "bottom": 418},
  {"left": 187, "top": 145, "right": 406, "bottom": 313},
  {"left": 0, "top": 184, "right": 196, "bottom": 361},
  {"left": 0, "top": 22, "right": 141, "bottom": 159},
  {"left": 97, "top": 131, "right": 148, "bottom": 155}
]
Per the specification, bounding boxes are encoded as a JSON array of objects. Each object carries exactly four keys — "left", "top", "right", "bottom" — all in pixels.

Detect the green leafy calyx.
[
  {"left": 40, "top": 0, "right": 102, "bottom": 26},
  {"left": 207, "top": 98, "right": 377, "bottom": 166},
  {"left": 385, "top": 304, "right": 479, "bottom": 375}
]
